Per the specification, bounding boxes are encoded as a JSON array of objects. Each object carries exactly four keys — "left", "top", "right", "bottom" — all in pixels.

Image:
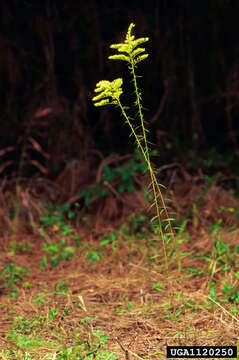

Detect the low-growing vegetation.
[{"left": 0, "top": 22, "right": 239, "bottom": 360}]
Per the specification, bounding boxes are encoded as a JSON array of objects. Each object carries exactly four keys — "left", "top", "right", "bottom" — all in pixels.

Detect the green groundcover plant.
[{"left": 92, "top": 23, "right": 175, "bottom": 268}]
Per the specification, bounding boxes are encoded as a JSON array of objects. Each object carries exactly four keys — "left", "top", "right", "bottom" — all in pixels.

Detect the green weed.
[
  {"left": 15, "top": 242, "right": 32, "bottom": 253},
  {"left": 0, "top": 262, "right": 29, "bottom": 297},
  {"left": 40, "top": 237, "right": 76, "bottom": 269},
  {"left": 3, "top": 302, "right": 119, "bottom": 359},
  {"left": 52, "top": 280, "right": 69, "bottom": 296},
  {"left": 32, "top": 292, "right": 49, "bottom": 307},
  {"left": 92, "top": 23, "right": 175, "bottom": 278},
  {"left": 40, "top": 202, "right": 76, "bottom": 232},
  {"left": 39, "top": 202, "right": 83, "bottom": 268},
  {"left": 78, "top": 149, "right": 148, "bottom": 209}
]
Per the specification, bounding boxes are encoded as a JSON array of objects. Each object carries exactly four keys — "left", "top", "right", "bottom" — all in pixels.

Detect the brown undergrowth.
[{"left": 0, "top": 171, "right": 239, "bottom": 359}]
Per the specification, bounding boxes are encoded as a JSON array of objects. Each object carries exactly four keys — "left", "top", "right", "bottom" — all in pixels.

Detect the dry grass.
[{"left": 0, "top": 180, "right": 239, "bottom": 359}]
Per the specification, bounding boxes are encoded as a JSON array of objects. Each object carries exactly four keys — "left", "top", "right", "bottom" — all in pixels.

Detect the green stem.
[
  {"left": 117, "top": 99, "right": 171, "bottom": 270},
  {"left": 129, "top": 59, "right": 175, "bottom": 258}
]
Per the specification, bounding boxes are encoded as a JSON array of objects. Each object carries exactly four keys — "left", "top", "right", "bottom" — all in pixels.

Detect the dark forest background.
[{"left": 1, "top": 0, "right": 239, "bottom": 186}]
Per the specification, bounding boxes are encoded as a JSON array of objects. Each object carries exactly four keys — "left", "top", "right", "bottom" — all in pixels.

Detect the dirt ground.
[{"left": 1, "top": 178, "right": 239, "bottom": 359}]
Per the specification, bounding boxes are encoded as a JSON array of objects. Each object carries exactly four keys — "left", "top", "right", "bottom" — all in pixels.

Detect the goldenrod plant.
[{"left": 92, "top": 23, "right": 175, "bottom": 269}]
